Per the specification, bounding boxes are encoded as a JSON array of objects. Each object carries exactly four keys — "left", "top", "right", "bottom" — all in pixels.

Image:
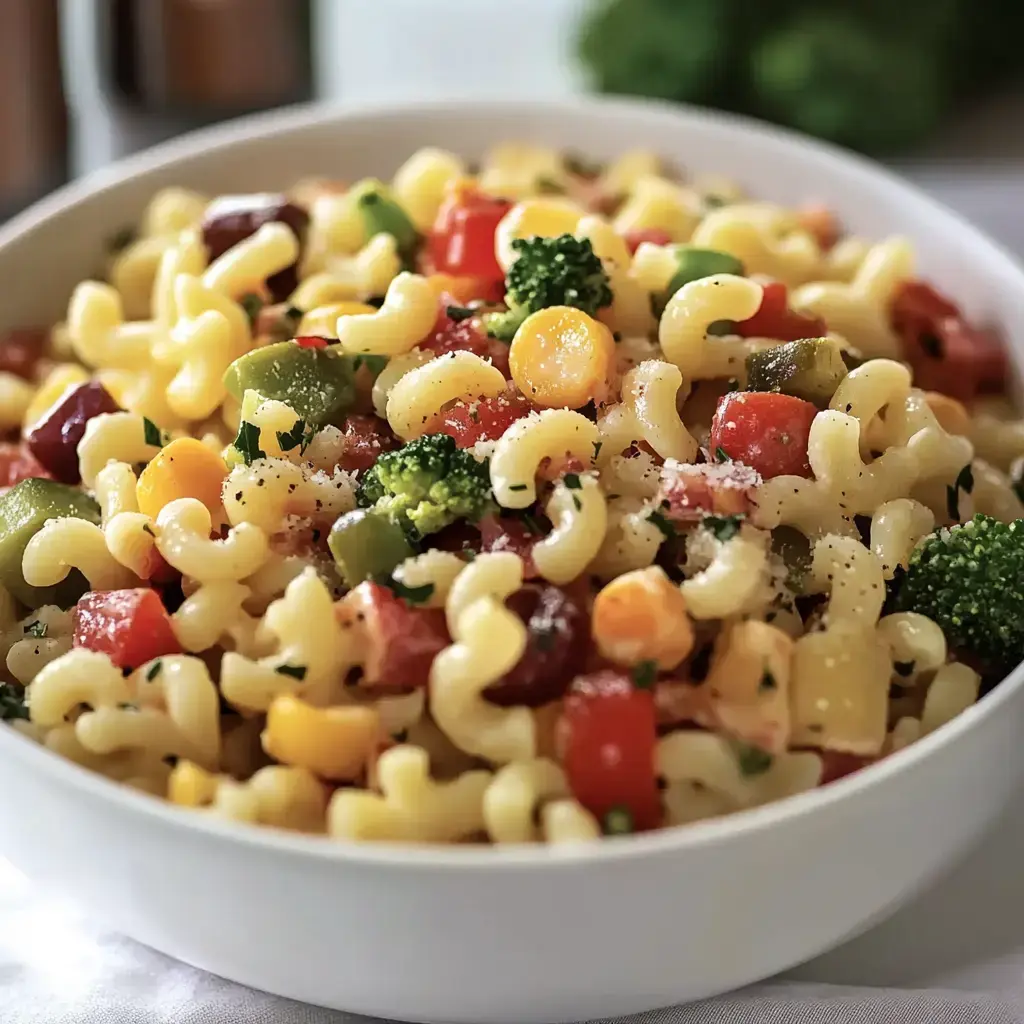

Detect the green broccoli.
[
  {"left": 0, "top": 682, "right": 28, "bottom": 722},
  {"left": 356, "top": 433, "right": 493, "bottom": 539},
  {"left": 895, "top": 515, "right": 1024, "bottom": 672},
  {"left": 484, "top": 234, "right": 613, "bottom": 342}
]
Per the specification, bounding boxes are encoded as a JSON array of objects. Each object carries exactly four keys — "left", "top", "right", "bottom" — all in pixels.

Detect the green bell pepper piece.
[
  {"left": 328, "top": 509, "right": 415, "bottom": 588},
  {"left": 0, "top": 479, "right": 101, "bottom": 607},
  {"left": 351, "top": 179, "right": 418, "bottom": 256},
  {"left": 223, "top": 343, "right": 356, "bottom": 427},
  {"left": 665, "top": 247, "right": 745, "bottom": 299}
]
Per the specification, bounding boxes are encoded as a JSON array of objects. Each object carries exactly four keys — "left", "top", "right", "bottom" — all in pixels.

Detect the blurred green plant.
[{"left": 577, "top": 0, "right": 1024, "bottom": 155}]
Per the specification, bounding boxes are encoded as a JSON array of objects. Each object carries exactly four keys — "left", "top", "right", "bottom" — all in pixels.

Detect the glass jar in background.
[{"left": 0, "top": 0, "right": 68, "bottom": 217}]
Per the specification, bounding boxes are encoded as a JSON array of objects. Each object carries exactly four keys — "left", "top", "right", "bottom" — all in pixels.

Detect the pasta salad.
[{"left": 0, "top": 142, "right": 1019, "bottom": 845}]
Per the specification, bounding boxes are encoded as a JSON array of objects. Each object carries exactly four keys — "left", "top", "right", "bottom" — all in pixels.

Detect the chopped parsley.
[
  {"left": 142, "top": 523, "right": 155, "bottom": 537},
  {"left": 239, "top": 293, "right": 264, "bottom": 327},
  {"left": 563, "top": 473, "right": 582, "bottom": 489},
  {"left": 145, "top": 660, "right": 163, "bottom": 682},
  {"left": 759, "top": 669, "right": 777, "bottom": 692},
  {"left": 508, "top": 483, "right": 528, "bottom": 492},
  {"left": 631, "top": 659, "right": 658, "bottom": 689},
  {"left": 276, "top": 418, "right": 316, "bottom": 455},
  {"left": 592, "top": 441, "right": 603, "bottom": 461},
  {"left": 23, "top": 620, "right": 47, "bottom": 638},
  {"left": 703, "top": 514, "right": 744, "bottom": 543},
  {"left": 602, "top": 806, "right": 634, "bottom": 836},
  {"left": 275, "top": 664, "right": 308, "bottom": 681},
  {"left": 647, "top": 509, "right": 675, "bottom": 540},
  {"left": 445, "top": 304, "right": 476, "bottom": 322},
  {"left": 571, "top": 494, "right": 583, "bottom": 512},
  {"left": 0, "top": 682, "right": 28, "bottom": 722},
  {"left": 946, "top": 463, "right": 975, "bottom": 522},
  {"left": 352, "top": 354, "right": 389, "bottom": 376},
  {"left": 737, "top": 744, "right": 773, "bottom": 777},
  {"left": 232, "top": 420, "right": 266, "bottom": 466},
  {"left": 715, "top": 446, "right": 730, "bottom": 463},
  {"left": 143, "top": 417, "right": 163, "bottom": 448},
  {"left": 380, "top": 577, "right": 435, "bottom": 606}
]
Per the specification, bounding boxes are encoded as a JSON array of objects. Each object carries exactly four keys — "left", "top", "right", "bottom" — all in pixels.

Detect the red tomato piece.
[
  {"left": 336, "top": 414, "right": 398, "bottom": 474},
  {"left": 623, "top": 228, "right": 673, "bottom": 254},
  {"left": 657, "top": 460, "right": 762, "bottom": 521},
  {"left": 478, "top": 514, "right": 541, "bottom": 576},
  {"left": 820, "top": 752, "right": 873, "bottom": 785},
  {"left": 0, "top": 327, "right": 47, "bottom": 380},
  {"left": 429, "top": 388, "right": 532, "bottom": 447},
  {"left": 737, "top": 281, "right": 827, "bottom": 342},
  {"left": 0, "top": 442, "right": 52, "bottom": 489},
  {"left": 72, "top": 589, "right": 181, "bottom": 670},
  {"left": 710, "top": 392, "right": 817, "bottom": 479},
  {"left": 294, "top": 335, "right": 330, "bottom": 349},
  {"left": 341, "top": 581, "right": 450, "bottom": 693},
  {"left": 423, "top": 301, "right": 511, "bottom": 377},
  {"left": 428, "top": 188, "right": 512, "bottom": 283},
  {"left": 891, "top": 281, "right": 1009, "bottom": 402},
  {"left": 562, "top": 670, "right": 661, "bottom": 832}
]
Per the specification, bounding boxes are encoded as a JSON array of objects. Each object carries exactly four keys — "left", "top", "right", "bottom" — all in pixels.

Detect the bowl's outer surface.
[{"left": 1, "top": 98, "right": 1023, "bottom": 1024}]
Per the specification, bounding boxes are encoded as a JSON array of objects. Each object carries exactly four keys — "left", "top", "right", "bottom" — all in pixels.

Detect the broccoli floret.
[
  {"left": 895, "top": 515, "right": 1024, "bottom": 671},
  {"left": 484, "top": 234, "right": 613, "bottom": 342},
  {"left": 356, "top": 433, "right": 493, "bottom": 539}
]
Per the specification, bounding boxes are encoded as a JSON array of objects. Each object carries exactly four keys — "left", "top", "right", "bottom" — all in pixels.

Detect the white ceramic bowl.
[{"left": 1, "top": 98, "right": 1023, "bottom": 1024}]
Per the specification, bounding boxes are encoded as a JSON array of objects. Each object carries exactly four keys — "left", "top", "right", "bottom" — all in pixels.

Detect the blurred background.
[{"left": 4, "top": 0, "right": 1022, "bottom": 244}]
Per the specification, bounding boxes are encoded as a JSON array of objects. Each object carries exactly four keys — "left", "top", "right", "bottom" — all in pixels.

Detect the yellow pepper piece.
[
  {"left": 428, "top": 274, "right": 487, "bottom": 306},
  {"left": 136, "top": 436, "right": 228, "bottom": 519},
  {"left": 509, "top": 306, "right": 615, "bottom": 409},
  {"left": 591, "top": 566, "right": 695, "bottom": 671},
  {"left": 298, "top": 301, "right": 378, "bottom": 338},
  {"left": 262, "top": 694, "right": 381, "bottom": 782}
]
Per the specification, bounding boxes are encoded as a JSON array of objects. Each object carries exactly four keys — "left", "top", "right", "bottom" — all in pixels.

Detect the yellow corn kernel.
[
  {"left": 136, "top": 436, "right": 227, "bottom": 519},
  {"left": 168, "top": 760, "right": 218, "bottom": 807},
  {"left": 23, "top": 364, "right": 90, "bottom": 429},
  {"left": 923, "top": 392, "right": 970, "bottom": 437},
  {"left": 509, "top": 306, "right": 615, "bottom": 409},
  {"left": 298, "top": 301, "right": 377, "bottom": 338},
  {"left": 591, "top": 566, "right": 694, "bottom": 670},
  {"left": 495, "top": 198, "right": 584, "bottom": 271},
  {"left": 262, "top": 694, "right": 380, "bottom": 782}
]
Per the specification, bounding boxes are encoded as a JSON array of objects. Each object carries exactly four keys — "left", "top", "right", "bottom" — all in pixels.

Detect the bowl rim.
[{"left": 3, "top": 93, "right": 1023, "bottom": 871}]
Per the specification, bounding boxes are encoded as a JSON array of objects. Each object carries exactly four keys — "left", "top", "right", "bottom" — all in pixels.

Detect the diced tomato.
[
  {"left": 623, "top": 228, "right": 673, "bottom": 254},
  {"left": 0, "top": 442, "right": 52, "bottom": 488},
  {"left": 336, "top": 414, "right": 398, "bottom": 474},
  {"left": 737, "top": 281, "right": 827, "bottom": 342},
  {"left": 429, "top": 388, "right": 532, "bottom": 447},
  {"left": 423, "top": 300, "right": 511, "bottom": 377},
  {"left": 710, "top": 392, "right": 817, "bottom": 479},
  {"left": 72, "top": 589, "right": 181, "bottom": 670},
  {"left": 428, "top": 187, "right": 512, "bottom": 284},
  {"left": 657, "top": 459, "right": 762, "bottom": 521},
  {"left": 0, "top": 327, "right": 47, "bottom": 380},
  {"left": 820, "top": 752, "right": 873, "bottom": 785},
  {"left": 891, "top": 281, "right": 1009, "bottom": 402},
  {"left": 294, "top": 335, "right": 330, "bottom": 349},
  {"left": 562, "top": 670, "right": 661, "bottom": 832},
  {"left": 339, "top": 581, "right": 450, "bottom": 693},
  {"left": 478, "top": 514, "right": 542, "bottom": 577}
]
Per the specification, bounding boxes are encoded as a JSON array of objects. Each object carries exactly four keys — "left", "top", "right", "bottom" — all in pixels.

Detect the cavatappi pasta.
[{"left": 0, "top": 144, "right": 1015, "bottom": 845}]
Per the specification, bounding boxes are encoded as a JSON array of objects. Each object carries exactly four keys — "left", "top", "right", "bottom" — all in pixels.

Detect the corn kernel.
[
  {"left": 496, "top": 198, "right": 584, "bottom": 271},
  {"left": 924, "top": 392, "right": 970, "bottom": 437},
  {"left": 168, "top": 760, "right": 218, "bottom": 807},
  {"left": 136, "top": 436, "right": 228, "bottom": 519},
  {"left": 428, "top": 274, "right": 486, "bottom": 305},
  {"left": 298, "top": 302, "right": 377, "bottom": 338},
  {"left": 592, "top": 566, "right": 694, "bottom": 670},
  {"left": 262, "top": 694, "right": 381, "bottom": 781},
  {"left": 509, "top": 306, "right": 615, "bottom": 409}
]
